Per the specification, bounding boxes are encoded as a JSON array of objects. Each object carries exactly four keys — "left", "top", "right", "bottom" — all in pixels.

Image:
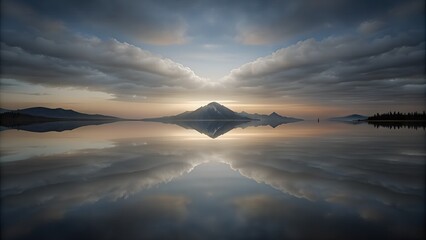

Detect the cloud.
[
  {"left": 224, "top": 32, "right": 425, "bottom": 104},
  {"left": 358, "top": 20, "right": 385, "bottom": 34},
  {"left": 2, "top": 0, "right": 188, "bottom": 45},
  {"left": 1, "top": 0, "right": 424, "bottom": 109},
  {"left": 1, "top": 28, "right": 210, "bottom": 101},
  {"left": 233, "top": 0, "right": 423, "bottom": 45},
  {"left": 6, "top": 0, "right": 423, "bottom": 47}
]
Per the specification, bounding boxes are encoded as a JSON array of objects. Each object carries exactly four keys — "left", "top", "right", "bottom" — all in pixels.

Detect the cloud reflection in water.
[{"left": 1, "top": 122, "right": 424, "bottom": 239}]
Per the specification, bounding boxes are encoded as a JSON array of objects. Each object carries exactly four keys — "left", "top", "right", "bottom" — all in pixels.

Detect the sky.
[{"left": 0, "top": 0, "right": 425, "bottom": 119}]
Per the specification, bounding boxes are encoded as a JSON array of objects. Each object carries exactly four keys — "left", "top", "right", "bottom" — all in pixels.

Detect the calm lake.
[{"left": 1, "top": 121, "right": 425, "bottom": 240}]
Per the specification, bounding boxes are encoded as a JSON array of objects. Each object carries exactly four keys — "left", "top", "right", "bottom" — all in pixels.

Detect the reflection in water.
[
  {"left": 151, "top": 118, "right": 302, "bottom": 139},
  {"left": 1, "top": 120, "right": 117, "bottom": 132},
  {"left": 368, "top": 121, "right": 426, "bottom": 130},
  {"left": 1, "top": 118, "right": 298, "bottom": 137},
  {"left": 0, "top": 122, "right": 425, "bottom": 240},
  {"left": 145, "top": 119, "right": 300, "bottom": 138},
  {"left": 173, "top": 120, "right": 250, "bottom": 138}
]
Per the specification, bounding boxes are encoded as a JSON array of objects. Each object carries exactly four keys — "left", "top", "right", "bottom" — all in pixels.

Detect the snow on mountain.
[{"left": 162, "top": 102, "right": 251, "bottom": 120}]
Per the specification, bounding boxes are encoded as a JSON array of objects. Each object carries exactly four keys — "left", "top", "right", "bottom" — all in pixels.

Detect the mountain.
[
  {"left": 144, "top": 102, "right": 303, "bottom": 138},
  {"left": 239, "top": 111, "right": 302, "bottom": 128},
  {"left": 147, "top": 102, "right": 252, "bottom": 121},
  {"left": 14, "top": 107, "right": 117, "bottom": 120},
  {"left": 329, "top": 114, "right": 367, "bottom": 122}
]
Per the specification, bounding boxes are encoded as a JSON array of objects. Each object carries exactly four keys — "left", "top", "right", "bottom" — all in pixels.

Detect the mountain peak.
[
  {"left": 151, "top": 102, "right": 251, "bottom": 121},
  {"left": 206, "top": 102, "right": 222, "bottom": 107}
]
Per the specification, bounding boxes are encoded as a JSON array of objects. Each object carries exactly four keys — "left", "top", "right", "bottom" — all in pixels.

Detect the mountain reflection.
[
  {"left": 154, "top": 119, "right": 301, "bottom": 138},
  {"left": 174, "top": 121, "right": 250, "bottom": 138},
  {"left": 1, "top": 119, "right": 296, "bottom": 136},
  {"left": 1, "top": 122, "right": 425, "bottom": 240},
  {"left": 2, "top": 119, "right": 423, "bottom": 137}
]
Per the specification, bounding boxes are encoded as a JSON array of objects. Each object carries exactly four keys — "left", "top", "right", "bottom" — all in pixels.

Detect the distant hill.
[
  {"left": 0, "top": 112, "right": 58, "bottom": 127},
  {"left": 14, "top": 107, "right": 117, "bottom": 120},
  {"left": 239, "top": 111, "right": 302, "bottom": 128},
  {"left": 0, "top": 107, "right": 120, "bottom": 130},
  {"left": 329, "top": 114, "right": 367, "bottom": 122}
]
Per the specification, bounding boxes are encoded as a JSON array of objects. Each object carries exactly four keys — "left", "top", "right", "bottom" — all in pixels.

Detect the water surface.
[{"left": 1, "top": 121, "right": 424, "bottom": 240}]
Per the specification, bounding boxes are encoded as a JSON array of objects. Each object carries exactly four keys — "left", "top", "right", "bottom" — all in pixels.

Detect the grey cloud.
[
  {"left": 233, "top": 0, "right": 423, "bottom": 44},
  {"left": 225, "top": 33, "right": 425, "bottom": 104},
  {"left": 3, "top": 0, "right": 188, "bottom": 45},
  {"left": 6, "top": 0, "right": 422, "bottom": 46},
  {"left": 1, "top": 30, "right": 209, "bottom": 101},
  {"left": 358, "top": 20, "right": 385, "bottom": 34},
  {"left": 1, "top": 0, "right": 424, "bottom": 107}
]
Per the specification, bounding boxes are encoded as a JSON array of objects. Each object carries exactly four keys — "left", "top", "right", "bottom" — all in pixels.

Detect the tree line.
[{"left": 367, "top": 111, "right": 426, "bottom": 121}]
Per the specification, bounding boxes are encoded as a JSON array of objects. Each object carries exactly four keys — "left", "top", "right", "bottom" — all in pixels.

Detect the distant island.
[
  {"left": 329, "top": 111, "right": 426, "bottom": 129},
  {"left": 144, "top": 102, "right": 303, "bottom": 138},
  {"left": 328, "top": 114, "right": 368, "bottom": 122},
  {"left": 0, "top": 107, "right": 120, "bottom": 132}
]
